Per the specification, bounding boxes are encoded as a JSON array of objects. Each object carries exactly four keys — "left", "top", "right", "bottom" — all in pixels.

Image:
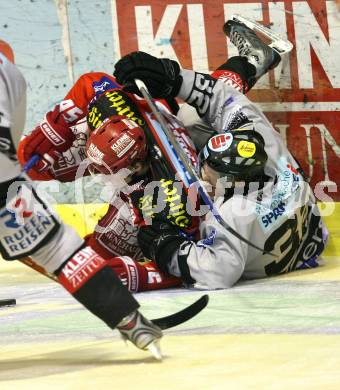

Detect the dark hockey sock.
[
  {"left": 216, "top": 56, "right": 257, "bottom": 91},
  {"left": 72, "top": 266, "right": 139, "bottom": 328}
]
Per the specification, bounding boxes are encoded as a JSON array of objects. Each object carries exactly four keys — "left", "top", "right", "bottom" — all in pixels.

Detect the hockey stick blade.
[{"left": 151, "top": 294, "right": 209, "bottom": 330}]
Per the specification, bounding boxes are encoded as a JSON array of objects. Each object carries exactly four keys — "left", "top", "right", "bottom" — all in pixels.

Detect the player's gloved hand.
[
  {"left": 137, "top": 221, "right": 188, "bottom": 272},
  {"left": 113, "top": 51, "right": 182, "bottom": 99},
  {"left": 22, "top": 105, "right": 76, "bottom": 172}
]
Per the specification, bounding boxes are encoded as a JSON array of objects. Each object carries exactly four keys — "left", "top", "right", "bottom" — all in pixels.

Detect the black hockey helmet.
[{"left": 199, "top": 130, "right": 268, "bottom": 181}]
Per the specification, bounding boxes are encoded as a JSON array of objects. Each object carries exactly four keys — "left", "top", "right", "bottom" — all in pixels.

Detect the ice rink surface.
[{"left": 1, "top": 255, "right": 340, "bottom": 390}]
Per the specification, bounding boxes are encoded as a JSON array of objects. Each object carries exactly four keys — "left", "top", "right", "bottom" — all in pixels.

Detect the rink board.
[{"left": 1, "top": 203, "right": 340, "bottom": 389}]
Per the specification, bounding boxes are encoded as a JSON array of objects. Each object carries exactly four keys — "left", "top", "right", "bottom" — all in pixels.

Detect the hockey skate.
[
  {"left": 117, "top": 310, "right": 163, "bottom": 361},
  {"left": 224, "top": 14, "right": 293, "bottom": 78}
]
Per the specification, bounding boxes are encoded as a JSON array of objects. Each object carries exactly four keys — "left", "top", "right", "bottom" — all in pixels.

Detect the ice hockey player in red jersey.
[
  {"left": 0, "top": 40, "right": 163, "bottom": 359},
  {"left": 18, "top": 54, "right": 199, "bottom": 293}
]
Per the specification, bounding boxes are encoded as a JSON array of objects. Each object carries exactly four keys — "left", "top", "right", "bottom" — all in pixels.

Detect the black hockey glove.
[
  {"left": 113, "top": 51, "right": 183, "bottom": 99},
  {"left": 137, "top": 221, "right": 188, "bottom": 273}
]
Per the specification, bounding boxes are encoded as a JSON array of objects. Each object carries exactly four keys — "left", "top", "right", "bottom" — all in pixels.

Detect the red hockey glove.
[
  {"left": 107, "top": 256, "right": 182, "bottom": 292},
  {"left": 21, "top": 105, "right": 76, "bottom": 173}
]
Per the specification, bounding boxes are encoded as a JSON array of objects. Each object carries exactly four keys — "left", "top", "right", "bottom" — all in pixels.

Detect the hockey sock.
[{"left": 211, "top": 56, "right": 257, "bottom": 93}]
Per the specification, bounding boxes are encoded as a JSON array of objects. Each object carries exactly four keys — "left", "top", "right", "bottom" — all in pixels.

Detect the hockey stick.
[
  {"left": 151, "top": 294, "right": 208, "bottom": 330},
  {"left": 23, "top": 154, "right": 40, "bottom": 172},
  {"left": 134, "top": 78, "right": 270, "bottom": 254}
]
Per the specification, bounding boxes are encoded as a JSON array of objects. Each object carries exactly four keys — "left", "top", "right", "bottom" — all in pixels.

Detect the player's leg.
[
  {"left": 213, "top": 19, "right": 283, "bottom": 94},
  {"left": 178, "top": 18, "right": 287, "bottom": 149},
  {"left": 223, "top": 19, "right": 281, "bottom": 87},
  {"left": 0, "top": 175, "right": 162, "bottom": 357}
]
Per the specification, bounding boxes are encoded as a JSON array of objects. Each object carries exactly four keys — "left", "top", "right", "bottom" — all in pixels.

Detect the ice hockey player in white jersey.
[
  {"left": 0, "top": 40, "right": 162, "bottom": 358},
  {"left": 113, "top": 19, "right": 328, "bottom": 289}
]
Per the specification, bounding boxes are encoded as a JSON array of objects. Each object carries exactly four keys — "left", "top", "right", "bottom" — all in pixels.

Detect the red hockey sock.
[{"left": 211, "top": 69, "right": 249, "bottom": 93}]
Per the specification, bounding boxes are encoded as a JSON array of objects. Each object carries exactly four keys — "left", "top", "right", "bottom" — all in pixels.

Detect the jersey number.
[{"left": 264, "top": 205, "right": 309, "bottom": 275}]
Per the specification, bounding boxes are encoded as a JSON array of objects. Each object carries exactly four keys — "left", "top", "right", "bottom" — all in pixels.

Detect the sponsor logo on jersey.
[
  {"left": 111, "top": 133, "right": 136, "bottom": 158},
  {"left": 87, "top": 90, "right": 146, "bottom": 132},
  {"left": 275, "top": 158, "right": 301, "bottom": 201},
  {"left": 197, "top": 229, "right": 217, "bottom": 248},
  {"left": 87, "top": 143, "right": 104, "bottom": 164},
  {"left": 0, "top": 186, "right": 60, "bottom": 260},
  {"left": 138, "top": 178, "right": 190, "bottom": 228},
  {"left": 287, "top": 163, "right": 299, "bottom": 175},
  {"left": 87, "top": 106, "right": 104, "bottom": 129},
  {"left": 41, "top": 121, "right": 65, "bottom": 146},
  {"left": 0, "top": 211, "right": 58, "bottom": 259},
  {"left": 261, "top": 201, "right": 286, "bottom": 229},
  {"left": 208, "top": 133, "right": 233, "bottom": 152},
  {"left": 105, "top": 90, "right": 145, "bottom": 126},
  {"left": 237, "top": 141, "right": 256, "bottom": 158},
  {"left": 215, "top": 70, "right": 243, "bottom": 93},
  {"left": 93, "top": 76, "right": 119, "bottom": 95},
  {"left": 59, "top": 246, "right": 107, "bottom": 292}
]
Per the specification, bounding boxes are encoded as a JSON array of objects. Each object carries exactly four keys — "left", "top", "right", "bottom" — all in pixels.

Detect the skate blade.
[
  {"left": 147, "top": 340, "right": 163, "bottom": 361},
  {"left": 231, "top": 14, "right": 293, "bottom": 55}
]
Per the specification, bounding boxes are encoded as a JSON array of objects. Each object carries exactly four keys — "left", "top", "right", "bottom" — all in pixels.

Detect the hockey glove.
[
  {"left": 113, "top": 51, "right": 183, "bottom": 99},
  {"left": 107, "top": 256, "right": 182, "bottom": 292},
  {"left": 137, "top": 221, "right": 188, "bottom": 273},
  {"left": 21, "top": 105, "right": 76, "bottom": 172}
]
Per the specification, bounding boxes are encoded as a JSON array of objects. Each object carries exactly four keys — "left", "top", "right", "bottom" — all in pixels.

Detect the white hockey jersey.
[
  {"left": 167, "top": 70, "right": 327, "bottom": 289},
  {"left": 0, "top": 52, "right": 26, "bottom": 181}
]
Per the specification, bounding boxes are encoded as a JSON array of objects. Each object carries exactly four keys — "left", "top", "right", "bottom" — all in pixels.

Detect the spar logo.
[{"left": 208, "top": 133, "right": 233, "bottom": 152}]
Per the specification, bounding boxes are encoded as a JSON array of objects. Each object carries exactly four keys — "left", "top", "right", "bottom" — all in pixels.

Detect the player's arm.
[
  {"left": 136, "top": 195, "right": 255, "bottom": 290},
  {"left": 18, "top": 72, "right": 115, "bottom": 177},
  {"left": 136, "top": 214, "right": 247, "bottom": 289},
  {"left": 113, "top": 52, "right": 259, "bottom": 136}
]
